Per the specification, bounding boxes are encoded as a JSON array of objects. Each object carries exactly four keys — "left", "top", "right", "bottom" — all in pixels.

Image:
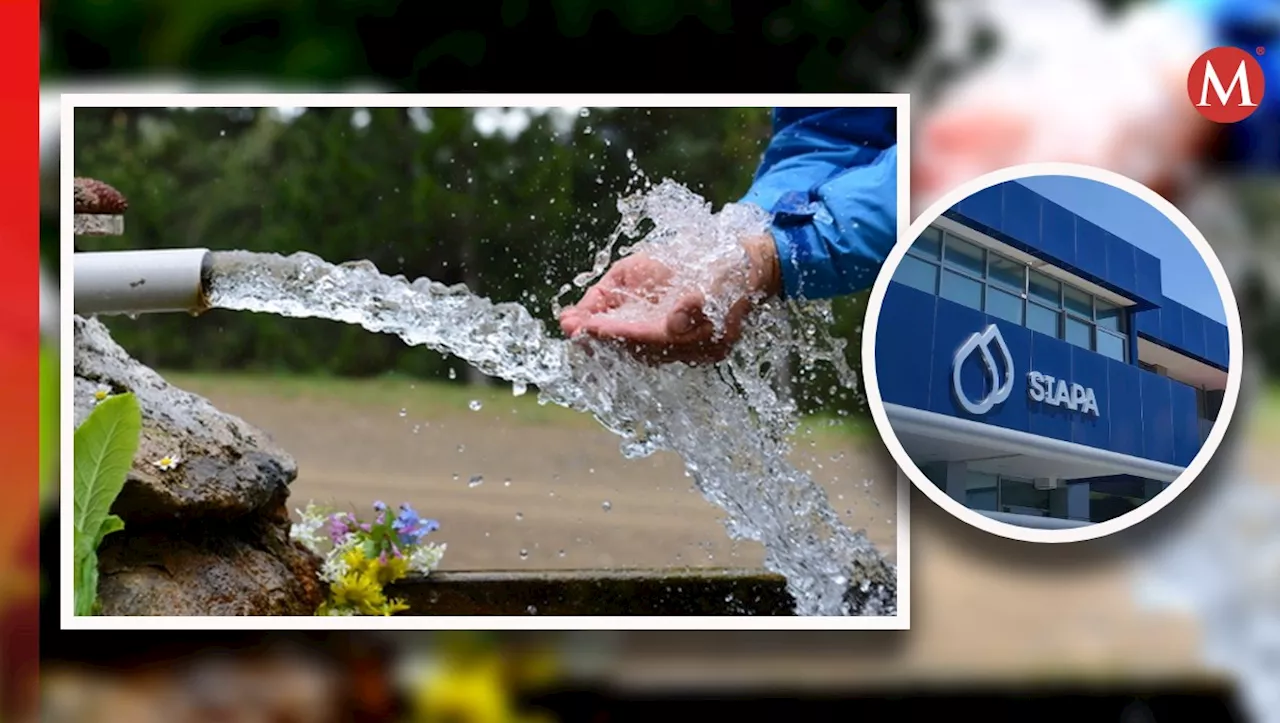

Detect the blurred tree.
[{"left": 65, "top": 105, "right": 869, "bottom": 414}]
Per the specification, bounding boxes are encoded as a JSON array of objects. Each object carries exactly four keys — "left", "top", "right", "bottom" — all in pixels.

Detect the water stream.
[{"left": 204, "top": 180, "right": 895, "bottom": 616}]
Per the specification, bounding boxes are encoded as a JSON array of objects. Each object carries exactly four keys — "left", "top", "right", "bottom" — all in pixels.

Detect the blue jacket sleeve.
[{"left": 739, "top": 108, "right": 899, "bottom": 300}]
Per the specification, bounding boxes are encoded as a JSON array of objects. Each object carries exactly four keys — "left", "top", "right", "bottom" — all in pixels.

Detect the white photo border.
[{"left": 61, "top": 93, "right": 912, "bottom": 630}]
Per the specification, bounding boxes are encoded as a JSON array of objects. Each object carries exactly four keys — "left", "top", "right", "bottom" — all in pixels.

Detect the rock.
[
  {"left": 95, "top": 505, "right": 323, "bottom": 616},
  {"left": 73, "top": 315, "right": 296, "bottom": 523},
  {"left": 73, "top": 315, "right": 324, "bottom": 615},
  {"left": 73, "top": 177, "right": 128, "bottom": 214}
]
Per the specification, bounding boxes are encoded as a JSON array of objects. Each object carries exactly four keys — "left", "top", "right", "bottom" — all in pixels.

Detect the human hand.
[{"left": 558, "top": 233, "right": 782, "bottom": 364}]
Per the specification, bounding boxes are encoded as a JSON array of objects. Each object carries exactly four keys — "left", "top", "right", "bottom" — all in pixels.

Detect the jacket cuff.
[{"left": 768, "top": 191, "right": 836, "bottom": 300}]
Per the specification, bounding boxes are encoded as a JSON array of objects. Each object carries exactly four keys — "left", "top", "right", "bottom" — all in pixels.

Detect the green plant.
[{"left": 72, "top": 392, "right": 141, "bottom": 615}]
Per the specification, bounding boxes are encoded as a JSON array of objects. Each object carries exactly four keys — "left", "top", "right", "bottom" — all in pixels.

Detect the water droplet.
[
  {"left": 447, "top": 368, "right": 457, "bottom": 380},
  {"left": 512, "top": 381, "right": 527, "bottom": 396},
  {"left": 578, "top": 108, "right": 590, "bottom": 117},
  {"left": 527, "top": 604, "right": 537, "bottom": 614},
  {"left": 457, "top": 444, "right": 465, "bottom": 453},
  {"left": 398, "top": 408, "right": 407, "bottom": 417},
  {"left": 515, "top": 512, "right": 523, "bottom": 521},
  {"left": 468, "top": 399, "right": 483, "bottom": 411},
  {"left": 468, "top": 475, "right": 483, "bottom": 487},
  {"left": 451, "top": 473, "right": 460, "bottom": 481},
  {"left": 503, "top": 478, "right": 512, "bottom": 487},
  {"left": 519, "top": 548, "right": 529, "bottom": 560},
  {"left": 601, "top": 501, "right": 612, "bottom": 512},
  {"left": 588, "top": 467, "right": 595, "bottom": 474},
  {"left": 557, "top": 549, "right": 566, "bottom": 557}
]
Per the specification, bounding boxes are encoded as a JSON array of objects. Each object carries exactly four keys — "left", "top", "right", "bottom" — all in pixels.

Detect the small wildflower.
[
  {"left": 331, "top": 569, "right": 385, "bottom": 611},
  {"left": 393, "top": 503, "right": 439, "bottom": 547},
  {"left": 376, "top": 554, "right": 411, "bottom": 585},
  {"left": 327, "top": 512, "right": 353, "bottom": 545},
  {"left": 91, "top": 383, "right": 112, "bottom": 404},
  {"left": 409, "top": 542, "right": 447, "bottom": 575},
  {"left": 289, "top": 503, "right": 330, "bottom": 554},
  {"left": 153, "top": 455, "right": 181, "bottom": 471}
]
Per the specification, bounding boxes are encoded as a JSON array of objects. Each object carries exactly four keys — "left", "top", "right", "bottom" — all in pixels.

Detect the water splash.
[{"left": 205, "top": 179, "right": 895, "bottom": 615}]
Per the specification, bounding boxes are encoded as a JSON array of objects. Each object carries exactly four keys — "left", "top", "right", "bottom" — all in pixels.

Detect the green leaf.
[
  {"left": 94, "top": 514, "right": 124, "bottom": 549},
  {"left": 73, "top": 549, "right": 98, "bottom": 617},
  {"left": 73, "top": 392, "right": 142, "bottom": 615}
]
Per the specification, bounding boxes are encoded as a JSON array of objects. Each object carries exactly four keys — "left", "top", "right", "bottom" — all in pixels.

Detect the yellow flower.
[
  {"left": 376, "top": 554, "right": 410, "bottom": 585},
  {"left": 381, "top": 597, "right": 411, "bottom": 615},
  {"left": 342, "top": 546, "right": 372, "bottom": 575},
  {"left": 410, "top": 656, "right": 513, "bottom": 723},
  {"left": 331, "top": 570, "right": 386, "bottom": 613}
]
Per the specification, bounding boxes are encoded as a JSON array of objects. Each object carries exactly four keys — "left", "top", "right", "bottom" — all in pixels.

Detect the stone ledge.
[{"left": 387, "top": 568, "right": 801, "bottom": 616}]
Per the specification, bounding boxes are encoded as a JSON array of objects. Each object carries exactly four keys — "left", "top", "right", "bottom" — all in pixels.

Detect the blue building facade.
[{"left": 877, "top": 181, "right": 1230, "bottom": 529}]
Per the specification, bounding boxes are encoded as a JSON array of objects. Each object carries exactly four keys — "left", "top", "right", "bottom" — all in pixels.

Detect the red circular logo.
[{"left": 1187, "top": 46, "right": 1266, "bottom": 123}]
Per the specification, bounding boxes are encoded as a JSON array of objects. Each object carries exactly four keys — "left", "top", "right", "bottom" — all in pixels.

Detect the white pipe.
[
  {"left": 978, "top": 510, "right": 1094, "bottom": 529},
  {"left": 73, "top": 249, "right": 212, "bottom": 316}
]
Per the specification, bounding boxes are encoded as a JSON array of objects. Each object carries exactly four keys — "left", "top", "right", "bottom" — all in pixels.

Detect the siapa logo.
[
  {"left": 1187, "top": 46, "right": 1266, "bottom": 124},
  {"left": 952, "top": 324, "right": 1014, "bottom": 415},
  {"left": 953, "top": 324, "right": 1101, "bottom": 418}
]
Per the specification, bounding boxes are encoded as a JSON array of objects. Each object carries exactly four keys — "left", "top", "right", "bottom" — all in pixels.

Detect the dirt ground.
[
  {"left": 178, "top": 374, "right": 1278, "bottom": 683},
  {"left": 177, "top": 380, "right": 899, "bottom": 572}
]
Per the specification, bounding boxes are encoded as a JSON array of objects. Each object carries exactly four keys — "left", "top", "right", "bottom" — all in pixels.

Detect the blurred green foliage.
[{"left": 66, "top": 106, "right": 869, "bottom": 415}]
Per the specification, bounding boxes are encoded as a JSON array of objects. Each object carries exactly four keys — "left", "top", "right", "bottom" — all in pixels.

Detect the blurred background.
[{"left": 28, "top": 0, "right": 1280, "bottom": 721}]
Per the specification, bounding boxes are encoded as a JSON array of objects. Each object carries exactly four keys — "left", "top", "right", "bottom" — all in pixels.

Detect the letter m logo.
[{"left": 1188, "top": 46, "right": 1266, "bottom": 124}]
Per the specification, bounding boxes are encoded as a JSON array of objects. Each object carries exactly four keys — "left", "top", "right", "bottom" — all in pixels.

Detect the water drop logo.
[{"left": 952, "top": 324, "right": 1014, "bottom": 415}]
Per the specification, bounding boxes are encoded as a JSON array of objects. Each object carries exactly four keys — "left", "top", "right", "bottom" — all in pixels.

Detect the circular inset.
[{"left": 862, "top": 163, "right": 1243, "bottom": 543}]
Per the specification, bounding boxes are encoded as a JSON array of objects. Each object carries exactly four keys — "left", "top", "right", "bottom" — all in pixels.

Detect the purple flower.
[
  {"left": 327, "top": 514, "right": 351, "bottom": 544},
  {"left": 392, "top": 503, "right": 439, "bottom": 547}
]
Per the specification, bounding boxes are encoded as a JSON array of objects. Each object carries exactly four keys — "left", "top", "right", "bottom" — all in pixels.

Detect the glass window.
[
  {"left": 999, "top": 477, "right": 1050, "bottom": 514},
  {"left": 913, "top": 226, "right": 943, "bottom": 259},
  {"left": 986, "top": 287, "right": 1024, "bottom": 325},
  {"left": 944, "top": 235, "right": 986, "bottom": 277},
  {"left": 894, "top": 254, "right": 938, "bottom": 295},
  {"left": 1096, "top": 299, "right": 1124, "bottom": 331},
  {"left": 1064, "top": 285, "right": 1092, "bottom": 319},
  {"left": 1028, "top": 270, "right": 1060, "bottom": 306},
  {"left": 1027, "top": 302, "right": 1059, "bottom": 338},
  {"left": 941, "top": 269, "right": 983, "bottom": 310},
  {"left": 966, "top": 471, "right": 998, "bottom": 512},
  {"left": 988, "top": 254, "right": 1025, "bottom": 292},
  {"left": 1097, "top": 329, "right": 1127, "bottom": 361},
  {"left": 1065, "top": 316, "right": 1092, "bottom": 349}
]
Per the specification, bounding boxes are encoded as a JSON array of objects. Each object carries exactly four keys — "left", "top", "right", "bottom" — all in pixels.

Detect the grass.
[
  {"left": 162, "top": 370, "right": 1280, "bottom": 447},
  {"left": 161, "top": 369, "right": 877, "bottom": 443}
]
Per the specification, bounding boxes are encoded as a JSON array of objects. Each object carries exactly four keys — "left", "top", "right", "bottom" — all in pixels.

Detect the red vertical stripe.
[{"left": 0, "top": 0, "right": 43, "bottom": 717}]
